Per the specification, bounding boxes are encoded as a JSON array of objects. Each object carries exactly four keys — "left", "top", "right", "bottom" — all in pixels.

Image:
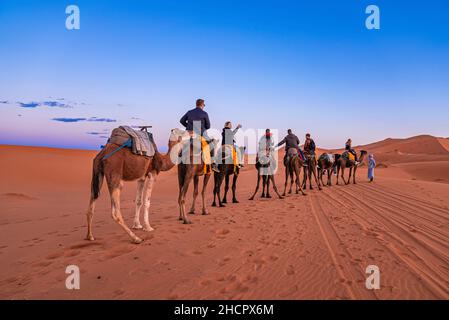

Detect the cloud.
[
  {"left": 0, "top": 100, "right": 9, "bottom": 104},
  {"left": 52, "top": 117, "right": 117, "bottom": 123},
  {"left": 16, "top": 100, "right": 73, "bottom": 108},
  {"left": 86, "top": 132, "right": 101, "bottom": 135},
  {"left": 52, "top": 117, "right": 87, "bottom": 123},
  {"left": 87, "top": 117, "right": 117, "bottom": 122},
  {"left": 42, "top": 101, "right": 73, "bottom": 108},
  {"left": 18, "top": 102, "right": 40, "bottom": 108}
]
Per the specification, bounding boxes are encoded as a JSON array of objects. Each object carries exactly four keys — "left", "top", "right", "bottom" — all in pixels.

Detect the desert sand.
[{"left": 1, "top": 135, "right": 449, "bottom": 299}]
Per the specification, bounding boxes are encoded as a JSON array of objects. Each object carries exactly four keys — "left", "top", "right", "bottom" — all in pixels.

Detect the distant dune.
[{"left": 1, "top": 135, "right": 449, "bottom": 299}]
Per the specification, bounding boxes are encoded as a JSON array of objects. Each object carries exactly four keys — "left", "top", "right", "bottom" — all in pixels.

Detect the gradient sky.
[{"left": 1, "top": 0, "right": 448, "bottom": 150}]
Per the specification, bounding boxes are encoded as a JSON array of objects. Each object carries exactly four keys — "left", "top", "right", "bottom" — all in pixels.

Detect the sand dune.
[{"left": 1, "top": 139, "right": 449, "bottom": 299}]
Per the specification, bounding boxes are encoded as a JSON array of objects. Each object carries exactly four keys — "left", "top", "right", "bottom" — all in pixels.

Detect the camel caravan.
[{"left": 86, "top": 99, "right": 366, "bottom": 243}]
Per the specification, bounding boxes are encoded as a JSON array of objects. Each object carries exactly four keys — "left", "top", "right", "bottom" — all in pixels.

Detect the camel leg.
[
  {"left": 341, "top": 167, "right": 347, "bottom": 185},
  {"left": 86, "top": 196, "right": 96, "bottom": 241},
  {"left": 347, "top": 167, "right": 352, "bottom": 185},
  {"left": 289, "top": 169, "right": 294, "bottom": 194},
  {"left": 231, "top": 174, "right": 239, "bottom": 203},
  {"left": 265, "top": 176, "right": 271, "bottom": 198},
  {"left": 178, "top": 172, "right": 193, "bottom": 224},
  {"left": 282, "top": 166, "right": 288, "bottom": 196},
  {"left": 270, "top": 175, "right": 284, "bottom": 199},
  {"left": 212, "top": 172, "right": 225, "bottom": 207},
  {"left": 336, "top": 165, "right": 340, "bottom": 185},
  {"left": 222, "top": 174, "right": 229, "bottom": 204},
  {"left": 312, "top": 166, "right": 322, "bottom": 190},
  {"left": 212, "top": 173, "right": 218, "bottom": 207},
  {"left": 189, "top": 175, "right": 199, "bottom": 214},
  {"left": 249, "top": 171, "right": 261, "bottom": 200},
  {"left": 353, "top": 167, "right": 357, "bottom": 184},
  {"left": 143, "top": 172, "right": 156, "bottom": 232},
  {"left": 110, "top": 184, "right": 143, "bottom": 244},
  {"left": 328, "top": 169, "right": 332, "bottom": 186},
  {"left": 132, "top": 178, "right": 146, "bottom": 230},
  {"left": 202, "top": 174, "right": 211, "bottom": 215}
]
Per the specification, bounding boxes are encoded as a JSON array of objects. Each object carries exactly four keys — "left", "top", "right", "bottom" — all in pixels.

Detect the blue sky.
[{"left": 1, "top": 0, "right": 448, "bottom": 150}]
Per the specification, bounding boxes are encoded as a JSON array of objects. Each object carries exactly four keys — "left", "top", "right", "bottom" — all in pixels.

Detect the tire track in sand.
[
  {"left": 332, "top": 185, "right": 449, "bottom": 298},
  {"left": 308, "top": 194, "right": 377, "bottom": 299}
]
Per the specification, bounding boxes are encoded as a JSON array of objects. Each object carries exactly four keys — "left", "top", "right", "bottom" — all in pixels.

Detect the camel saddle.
[
  {"left": 109, "top": 126, "right": 156, "bottom": 157},
  {"left": 342, "top": 151, "right": 355, "bottom": 165}
]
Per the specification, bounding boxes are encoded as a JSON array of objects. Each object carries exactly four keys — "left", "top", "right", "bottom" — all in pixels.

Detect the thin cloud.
[
  {"left": 52, "top": 117, "right": 87, "bottom": 123},
  {"left": 42, "top": 101, "right": 73, "bottom": 108},
  {"left": 86, "top": 132, "right": 101, "bottom": 135},
  {"left": 87, "top": 117, "right": 117, "bottom": 122},
  {"left": 18, "top": 102, "right": 39, "bottom": 108},
  {"left": 0, "top": 100, "right": 9, "bottom": 104},
  {"left": 52, "top": 117, "right": 117, "bottom": 123}
]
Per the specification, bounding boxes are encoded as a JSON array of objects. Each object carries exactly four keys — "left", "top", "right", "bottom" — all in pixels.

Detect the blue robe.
[{"left": 368, "top": 158, "right": 376, "bottom": 179}]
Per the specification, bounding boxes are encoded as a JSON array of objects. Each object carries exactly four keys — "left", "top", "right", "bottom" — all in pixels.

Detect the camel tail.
[{"left": 91, "top": 156, "right": 104, "bottom": 200}]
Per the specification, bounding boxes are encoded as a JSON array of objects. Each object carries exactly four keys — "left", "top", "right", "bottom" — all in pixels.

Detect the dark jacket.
[
  {"left": 277, "top": 133, "right": 300, "bottom": 151},
  {"left": 304, "top": 138, "right": 316, "bottom": 154},
  {"left": 222, "top": 127, "right": 239, "bottom": 145},
  {"left": 179, "top": 107, "right": 211, "bottom": 134}
]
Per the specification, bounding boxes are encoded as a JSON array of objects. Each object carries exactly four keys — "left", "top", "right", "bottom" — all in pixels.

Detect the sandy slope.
[{"left": 1, "top": 141, "right": 449, "bottom": 300}]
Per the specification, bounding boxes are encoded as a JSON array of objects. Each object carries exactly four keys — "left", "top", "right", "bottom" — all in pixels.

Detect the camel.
[
  {"left": 282, "top": 149, "right": 306, "bottom": 196},
  {"left": 335, "top": 150, "right": 367, "bottom": 185},
  {"left": 212, "top": 145, "right": 246, "bottom": 207},
  {"left": 317, "top": 153, "right": 336, "bottom": 187},
  {"left": 86, "top": 128, "right": 189, "bottom": 244},
  {"left": 303, "top": 153, "right": 322, "bottom": 190},
  {"left": 177, "top": 134, "right": 217, "bottom": 224},
  {"left": 249, "top": 150, "right": 284, "bottom": 200}
]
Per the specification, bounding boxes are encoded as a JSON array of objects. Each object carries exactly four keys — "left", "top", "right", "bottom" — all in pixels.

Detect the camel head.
[{"left": 169, "top": 128, "right": 190, "bottom": 145}]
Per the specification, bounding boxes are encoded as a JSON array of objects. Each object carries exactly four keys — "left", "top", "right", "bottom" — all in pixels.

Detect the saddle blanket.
[{"left": 109, "top": 126, "right": 155, "bottom": 156}]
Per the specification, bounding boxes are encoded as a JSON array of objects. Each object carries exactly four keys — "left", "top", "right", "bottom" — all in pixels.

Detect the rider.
[
  {"left": 303, "top": 133, "right": 316, "bottom": 156},
  {"left": 221, "top": 121, "right": 243, "bottom": 168},
  {"left": 258, "top": 129, "right": 274, "bottom": 158},
  {"left": 179, "top": 98, "right": 219, "bottom": 172},
  {"left": 276, "top": 129, "right": 307, "bottom": 166},
  {"left": 345, "top": 138, "right": 359, "bottom": 165}
]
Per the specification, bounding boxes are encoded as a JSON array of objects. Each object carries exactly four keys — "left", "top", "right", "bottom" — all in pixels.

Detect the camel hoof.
[
  {"left": 178, "top": 216, "right": 183, "bottom": 221},
  {"left": 219, "top": 204, "right": 226, "bottom": 207},
  {"left": 266, "top": 195, "right": 272, "bottom": 199},
  {"left": 132, "top": 224, "right": 143, "bottom": 230},
  {"left": 202, "top": 211, "right": 210, "bottom": 216},
  {"left": 188, "top": 211, "right": 195, "bottom": 215},
  {"left": 85, "top": 235, "right": 95, "bottom": 241},
  {"left": 183, "top": 220, "right": 192, "bottom": 224},
  {"left": 232, "top": 199, "right": 239, "bottom": 204},
  {"left": 279, "top": 196, "right": 284, "bottom": 199},
  {"left": 132, "top": 237, "right": 144, "bottom": 244},
  {"left": 222, "top": 200, "right": 227, "bottom": 204},
  {"left": 143, "top": 226, "right": 154, "bottom": 232},
  {"left": 282, "top": 193, "right": 286, "bottom": 197},
  {"left": 211, "top": 203, "right": 217, "bottom": 207},
  {"left": 249, "top": 197, "right": 254, "bottom": 201}
]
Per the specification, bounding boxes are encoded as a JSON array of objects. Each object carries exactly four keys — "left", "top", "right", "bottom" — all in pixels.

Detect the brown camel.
[
  {"left": 317, "top": 153, "right": 336, "bottom": 187},
  {"left": 282, "top": 149, "right": 306, "bottom": 196},
  {"left": 212, "top": 145, "right": 246, "bottom": 207},
  {"left": 249, "top": 151, "right": 284, "bottom": 200},
  {"left": 86, "top": 128, "right": 189, "bottom": 244},
  {"left": 177, "top": 134, "right": 217, "bottom": 224},
  {"left": 335, "top": 150, "right": 367, "bottom": 185},
  {"left": 303, "top": 153, "right": 322, "bottom": 190}
]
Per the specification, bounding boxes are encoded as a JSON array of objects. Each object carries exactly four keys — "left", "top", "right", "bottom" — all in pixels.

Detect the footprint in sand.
[
  {"left": 278, "top": 285, "right": 298, "bottom": 298},
  {"left": 286, "top": 265, "right": 295, "bottom": 275}
]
